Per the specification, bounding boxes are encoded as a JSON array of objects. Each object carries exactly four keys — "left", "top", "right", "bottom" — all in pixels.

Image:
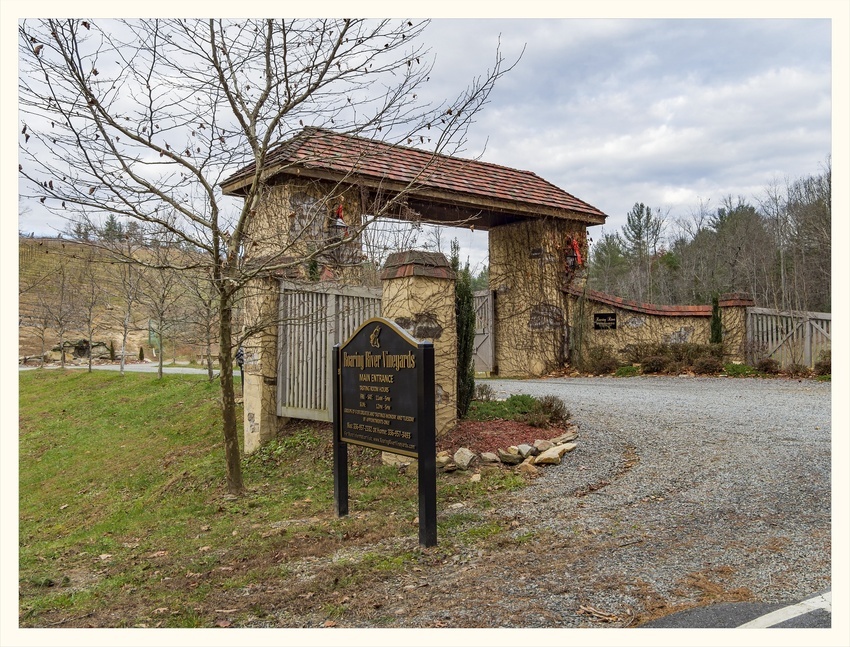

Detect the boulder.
[
  {"left": 497, "top": 447, "right": 523, "bottom": 465},
  {"left": 436, "top": 451, "right": 452, "bottom": 469},
  {"left": 480, "top": 452, "right": 500, "bottom": 464},
  {"left": 533, "top": 439, "right": 555, "bottom": 453},
  {"left": 453, "top": 447, "right": 477, "bottom": 470},
  {"left": 533, "top": 442, "right": 577, "bottom": 465},
  {"left": 517, "top": 443, "right": 538, "bottom": 458},
  {"left": 549, "top": 427, "right": 578, "bottom": 445},
  {"left": 518, "top": 461, "right": 541, "bottom": 477}
]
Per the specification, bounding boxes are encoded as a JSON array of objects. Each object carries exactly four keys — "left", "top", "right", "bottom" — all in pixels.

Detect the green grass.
[
  {"left": 723, "top": 362, "right": 760, "bottom": 377},
  {"left": 614, "top": 365, "right": 640, "bottom": 377},
  {"left": 18, "top": 370, "right": 529, "bottom": 628}
]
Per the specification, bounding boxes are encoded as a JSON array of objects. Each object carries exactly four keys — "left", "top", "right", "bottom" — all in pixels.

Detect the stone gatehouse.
[{"left": 221, "top": 127, "right": 608, "bottom": 450}]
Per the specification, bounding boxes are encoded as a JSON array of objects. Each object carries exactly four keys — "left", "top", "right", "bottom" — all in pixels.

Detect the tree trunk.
[
  {"left": 120, "top": 322, "right": 128, "bottom": 377},
  {"left": 218, "top": 296, "right": 243, "bottom": 495},
  {"left": 206, "top": 333, "right": 214, "bottom": 381},
  {"left": 157, "top": 325, "right": 164, "bottom": 379}
]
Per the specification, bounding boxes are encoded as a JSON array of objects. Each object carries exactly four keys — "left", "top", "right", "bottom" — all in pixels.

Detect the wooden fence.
[
  {"left": 745, "top": 307, "right": 831, "bottom": 368},
  {"left": 277, "top": 281, "right": 381, "bottom": 421}
]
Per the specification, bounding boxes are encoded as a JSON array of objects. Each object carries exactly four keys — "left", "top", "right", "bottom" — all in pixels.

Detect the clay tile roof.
[
  {"left": 221, "top": 127, "right": 607, "bottom": 224},
  {"left": 564, "top": 286, "right": 714, "bottom": 317}
]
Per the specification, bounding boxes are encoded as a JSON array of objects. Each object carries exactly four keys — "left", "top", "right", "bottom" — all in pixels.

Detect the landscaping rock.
[
  {"left": 533, "top": 442, "right": 577, "bottom": 465},
  {"left": 548, "top": 427, "right": 578, "bottom": 445},
  {"left": 480, "top": 452, "right": 500, "bottom": 464},
  {"left": 497, "top": 447, "right": 523, "bottom": 465},
  {"left": 533, "top": 439, "right": 555, "bottom": 452},
  {"left": 454, "top": 447, "right": 477, "bottom": 470},
  {"left": 518, "top": 461, "right": 541, "bottom": 477},
  {"left": 436, "top": 451, "right": 452, "bottom": 469},
  {"left": 517, "top": 443, "right": 538, "bottom": 458}
]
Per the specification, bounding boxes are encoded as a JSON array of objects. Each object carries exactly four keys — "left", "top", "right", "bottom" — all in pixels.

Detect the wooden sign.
[
  {"left": 338, "top": 318, "right": 423, "bottom": 456},
  {"left": 332, "top": 317, "right": 436, "bottom": 546}
]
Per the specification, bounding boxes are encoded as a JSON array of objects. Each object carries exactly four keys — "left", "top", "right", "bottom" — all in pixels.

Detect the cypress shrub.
[
  {"left": 710, "top": 294, "right": 722, "bottom": 344},
  {"left": 451, "top": 240, "right": 476, "bottom": 418}
]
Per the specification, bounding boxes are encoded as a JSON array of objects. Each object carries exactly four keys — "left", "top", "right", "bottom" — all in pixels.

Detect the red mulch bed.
[{"left": 437, "top": 419, "right": 571, "bottom": 455}]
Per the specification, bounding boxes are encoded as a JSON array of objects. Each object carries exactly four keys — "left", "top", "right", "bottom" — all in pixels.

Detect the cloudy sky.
[
  {"left": 413, "top": 16, "right": 836, "bottom": 272},
  {"left": 6, "top": 8, "right": 843, "bottom": 277},
  {"left": 4, "top": 8, "right": 847, "bottom": 278}
]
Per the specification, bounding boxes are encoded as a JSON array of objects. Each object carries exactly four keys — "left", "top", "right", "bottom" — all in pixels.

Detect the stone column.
[
  {"left": 242, "top": 276, "right": 285, "bottom": 454},
  {"left": 489, "top": 217, "right": 588, "bottom": 377},
  {"left": 719, "top": 292, "right": 755, "bottom": 363},
  {"left": 379, "top": 251, "right": 457, "bottom": 440}
]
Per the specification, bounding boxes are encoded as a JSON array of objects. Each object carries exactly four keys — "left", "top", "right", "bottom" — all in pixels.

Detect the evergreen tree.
[
  {"left": 710, "top": 294, "right": 722, "bottom": 344},
  {"left": 451, "top": 239, "right": 476, "bottom": 418}
]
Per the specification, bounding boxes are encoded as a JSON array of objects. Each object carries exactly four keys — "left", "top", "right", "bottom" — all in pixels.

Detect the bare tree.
[
  {"left": 104, "top": 235, "right": 145, "bottom": 376},
  {"left": 19, "top": 18, "right": 511, "bottom": 494},
  {"left": 178, "top": 266, "right": 220, "bottom": 380},
  {"left": 137, "top": 239, "right": 187, "bottom": 379},
  {"left": 75, "top": 248, "right": 110, "bottom": 372},
  {"left": 42, "top": 254, "right": 79, "bottom": 368}
]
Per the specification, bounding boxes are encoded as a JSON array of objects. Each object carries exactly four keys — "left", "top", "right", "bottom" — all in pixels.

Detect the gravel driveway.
[{"left": 384, "top": 375, "right": 832, "bottom": 628}]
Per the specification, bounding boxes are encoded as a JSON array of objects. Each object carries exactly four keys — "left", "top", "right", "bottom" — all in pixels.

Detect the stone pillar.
[
  {"left": 489, "top": 217, "right": 588, "bottom": 377},
  {"left": 719, "top": 292, "right": 755, "bottom": 363},
  {"left": 379, "top": 251, "right": 457, "bottom": 439},
  {"left": 242, "top": 276, "right": 284, "bottom": 454}
]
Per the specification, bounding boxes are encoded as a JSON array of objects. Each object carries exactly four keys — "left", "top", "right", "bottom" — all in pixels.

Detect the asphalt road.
[
  {"left": 641, "top": 590, "right": 832, "bottom": 628},
  {"left": 19, "top": 362, "right": 235, "bottom": 375}
]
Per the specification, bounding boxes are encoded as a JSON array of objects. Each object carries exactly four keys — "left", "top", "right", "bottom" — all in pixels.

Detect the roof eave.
[{"left": 220, "top": 165, "right": 607, "bottom": 226}]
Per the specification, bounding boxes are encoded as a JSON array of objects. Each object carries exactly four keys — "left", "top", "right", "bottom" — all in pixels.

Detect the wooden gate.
[
  {"left": 278, "top": 281, "right": 381, "bottom": 421},
  {"left": 473, "top": 289, "right": 494, "bottom": 375},
  {"left": 746, "top": 307, "right": 831, "bottom": 368}
]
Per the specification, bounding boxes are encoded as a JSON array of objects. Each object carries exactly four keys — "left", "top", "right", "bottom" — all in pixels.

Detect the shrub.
[
  {"left": 724, "top": 362, "right": 757, "bottom": 377},
  {"left": 138, "top": 346, "right": 145, "bottom": 361},
  {"left": 693, "top": 356, "right": 724, "bottom": 375},
  {"left": 668, "top": 343, "right": 701, "bottom": 364},
  {"left": 623, "top": 343, "right": 664, "bottom": 364},
  {"left": 473, "top": 382, "right": 495, "bottom": 402},
  {"left": 583, "top": 346, "right": 619, "bottom": 375},
  {"left": 525, "top": 410, "right": 550, "bottom": 428},
  {"left": 756, "top": 357, "right": 779, "bottom": 374},
  {"left": 710, "top": 294, "right": 722, "bottom": 344},
  {"left": 814, "top": 351, "right": 831, "bottom": 376},
  {"left": 641, "top": 355, "right": 668, "bottom": 374},
  {"left": 708, "top": 343, "right": 724, "bottom": 359},
  {"left": 536, "top": 395, "right": 570, "bottom": 423},
  {"left": 109, "top": 341, "right": 116, "bottom": 361},
  {"left": 785, "top": 363, "right": 811, "bottom": 378},
  {"left": 664, "top": 360, "right": 689, "bottom": 375},
  {"left": 615, "top": 365, "right": 639, "bottom": 377}
]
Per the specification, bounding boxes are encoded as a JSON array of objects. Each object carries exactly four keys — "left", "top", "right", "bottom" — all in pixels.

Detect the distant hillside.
[{"left": 18, "top": 236, "right": 217, "bottom": 363}]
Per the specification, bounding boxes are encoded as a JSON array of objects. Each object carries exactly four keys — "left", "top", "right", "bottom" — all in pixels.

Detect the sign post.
[{"left": 332, "top": 317, "right": 437, "bottom": 547}]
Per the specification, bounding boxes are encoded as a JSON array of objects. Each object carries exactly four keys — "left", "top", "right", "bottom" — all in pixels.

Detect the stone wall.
[
  {"left": 245, "top": 178, "right": 363, "bottom": 284},
  {"left": 564, "top": 287, "right": 754, "bottom": 363},
  {"left": 488, "top": 217, "right": 589, "bottom": 377}
]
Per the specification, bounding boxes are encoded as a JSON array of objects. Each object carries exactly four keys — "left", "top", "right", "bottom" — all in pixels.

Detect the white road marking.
[{"left": 738, "top": 591, "right": 832, "bottom": 628}]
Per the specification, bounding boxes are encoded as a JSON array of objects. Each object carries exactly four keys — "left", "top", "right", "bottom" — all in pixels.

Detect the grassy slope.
[{"left": 18, "top": 370, "right": 526, "bottom": 628}]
